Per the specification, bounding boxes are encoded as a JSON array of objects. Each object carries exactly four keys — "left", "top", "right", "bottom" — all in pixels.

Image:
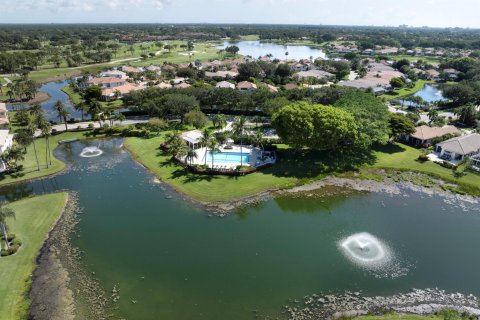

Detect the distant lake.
[
  {"left": 401, "top": 84, "right": 447, "bottom": 107},
  {"left": 217, "top": 40, "right": 327, "bottom": 60}
]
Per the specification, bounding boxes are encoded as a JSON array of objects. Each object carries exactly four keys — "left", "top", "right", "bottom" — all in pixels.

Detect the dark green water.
[{"left": 1, "top": 139, "right": 480, "bottom": 319}]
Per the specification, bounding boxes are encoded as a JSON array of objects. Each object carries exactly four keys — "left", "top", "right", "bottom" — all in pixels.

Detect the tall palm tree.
[
  {"left": 88, "top": 100, "right": 103, "bottom": 127},
  {"left": 28, "top": 122, "right": 41, "bottom": 171},
  {"left": 39, "top": 119, "right": 52, "bottom": 168},
  {"left": 29, "top": 103, "right": 43, "bottom": 118},
  {"left": 232, "top": 116, "right": 247, "bottom": 166},
  {"left": 53, "top": 100, "right": 70, "bottom": 131},
  {"left": 185, "top": 149, "right": 197, "bottom": 166},
  {"left": 0, "top": 203, "right": 15, "bottom": 250},
  {"left": 427, "top": 108, "right": 439, "bottom": 125},
  {"left": 207, "top": 137, "right": 220, "bottom": 169},
  {"left": 199, "top": 129, "right": 211, "bottom": 165}
]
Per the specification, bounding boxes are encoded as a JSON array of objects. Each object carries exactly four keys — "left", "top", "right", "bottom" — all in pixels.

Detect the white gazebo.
[{"left": 181, "top": 130, "right": 203, "bottom": 150}]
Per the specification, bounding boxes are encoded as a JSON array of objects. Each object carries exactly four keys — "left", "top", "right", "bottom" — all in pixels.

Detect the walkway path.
[{"left": 34, "top": 118, "right": 148, "bottom": 137}]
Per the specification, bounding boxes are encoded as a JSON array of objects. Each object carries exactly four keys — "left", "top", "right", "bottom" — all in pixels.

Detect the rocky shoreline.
[
  {"left": 28, "top": 193, "right": 112, "bottom": 320},
  {"left": 282, "top": 288, "right": 480, "bottom": 320}
]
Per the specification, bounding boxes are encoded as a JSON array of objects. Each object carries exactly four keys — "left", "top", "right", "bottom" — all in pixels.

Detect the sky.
[{"left": 0, "top": 0, "right": 479, "bottom": 28}]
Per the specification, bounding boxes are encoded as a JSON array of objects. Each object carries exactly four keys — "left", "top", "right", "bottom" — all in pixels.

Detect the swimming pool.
[{"left": 205, "top": 151, "right": 250, "bottom": 164}]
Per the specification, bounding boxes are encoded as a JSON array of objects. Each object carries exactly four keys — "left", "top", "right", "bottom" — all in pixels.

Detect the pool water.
[{"left": 204, "top": 151, "right": 250, "bottom": 164}]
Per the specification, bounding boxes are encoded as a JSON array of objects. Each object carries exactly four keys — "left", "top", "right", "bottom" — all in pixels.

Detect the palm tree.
[
  {"left": 427, "top": 108, "right": 439, "bottom": 125},
  {"left": 38, "top": 119, "right": 52, "bottom": 168},
  {"left": 28, "top": 121, "right": 41, "bottom": 171},
  {"left": 213, "top": 114, "right": 227, "bottom": 129},
  {"left": 0, "top": 204, "right": 16, "bottom": 250},
  {"left": 232, "top": 116, "right": 247, "bottom": 166},
  {"left": 207, "top": 137, "right": 220, "bottom": 169},
  {"left": 29, "top": 103, "right": 43, "bottom": 118},
  {"left": 199, "top": 129, "right": 211, "bottom": 165},
  {"left": 185, "top": 149, "right": 197, "bottom": 166},
  {"left": 53, "top": 100, "right": 70, "bottom": 131},
  {"left": 252, "top": 130, "right": 264, "bottom": 152},
  {"left": 88, "top": 100, "right": 103, "bottom": 127}
]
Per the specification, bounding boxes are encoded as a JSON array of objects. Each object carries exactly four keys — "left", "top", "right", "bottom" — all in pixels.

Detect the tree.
[
  {"left": 212, "top": 114, "right": 227, "bottom": 129},
  {"left": 207, "top": 137, "right": 220, "bottom": 168},
  {"left": 272, "top": 102, "right": 359, "bottom": 151},
  {"left": 225, "top": 45, "right": 240, "bottom": 55},
  {"left": 1, "top": 146, "right": 25, "bottom": 171},
  {"left": 53, "top": 100, "right": 70, "bottom": 131},
  {"left": 185, "top": 149, "right": 198, "bottom": 166},
  {"left": 87, "top": 100, "right": 103, "bottom": 126},
  {"left": 38, "top": 118, "right": 52, "bottom": 168},
  {"left": 146, "top": 117, "right": 168, "bottom": 135},
  {"left": 232, "top": 116, "right": 247, "bottom": 166},
  {"left": 334, "top": 90, "right": 390, "bottom": 146},
  {"left": 14, "top": 129, "right": 33, "bottom": 152},
  {"left": 388, "top": 113, "right": 416, "bottom": 141},
  {"left": 160, "top": 94, "right": 199, "bottom": 122},
  {"left": 0, "top": 203, "right": 15, "bottom": 250},
  {"left": 237, "top": 62, "right": 263, "bottom": 81},
  {"left": 199, "top": 129, "right": 211, "bottom": 165},
  {"left": 428, "top": 108, "right": 440, "bottom": 125},
  {"left": 84, "top": 85, "right": 102, "bottom": 102},
  {"left": 183, "top": 110, "right": 209, "bottom": 129},
  {"left": 390, "top": 77, "right": 405, "bottom": 88},
  {"left": 455, "top": 104, "right": 478, "bottom": 126},
  {"left": 164, "top": 131, "right": 187, "bottom": 159}
]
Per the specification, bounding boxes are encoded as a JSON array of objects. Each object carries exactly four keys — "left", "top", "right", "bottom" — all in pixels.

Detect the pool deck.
[{"left": 182, "top": 145, "right": 275, "bottom": 169}]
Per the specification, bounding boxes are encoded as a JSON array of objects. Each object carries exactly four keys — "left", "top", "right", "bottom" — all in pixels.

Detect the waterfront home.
[
  {"left": 405, "top": 125, "right": 460, "bottom": 146},
  {"left": 215, "top": 81, "right": 235, "bottom": 89},
  {"left": 99, "top": 70, "right": 128, "bottom": 80},
  {"left": 237, "top": 81, "right": 257, "bottom": 92},
  {"left": 442, "top": 68, "right": 460, "bottom": 80},
  {"left": 424, "top": 69, "right": 440, "bottom": 80},
  {"left": 434, "top": 133, "right": 480, "bottom": 162},
  {"left": 88, "top": 77, "right": 126, "bottom": 89},
  {"left": 0, "top": 129, "right": 14, "bottom": 172},
  {"left": 0, "top": 103, "right": 9, "bottom": 129}
]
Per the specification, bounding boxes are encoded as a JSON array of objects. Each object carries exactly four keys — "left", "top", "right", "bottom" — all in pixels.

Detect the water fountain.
[
  {"left": 79, "top": 146, "right": 103, "bottom": 158},
  {"left": 338, "top": 232, "right": 392, "bottom": 269}
]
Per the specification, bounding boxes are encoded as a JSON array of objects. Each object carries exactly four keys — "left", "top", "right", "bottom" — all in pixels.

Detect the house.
[
  {"left": 181, "top": 130, "right": 203, "bottom": 149},
  {"left": 0, "top": 129, "right": 14, "bottom": 172},
  {"left": 88, "top": 77, "right": 126, "bottom": 89},
  {"left": 175, "top": 82, "right": 191, "bottom": 89},
  {"left": 205, "top": 70, "right": 239, "bottom": 79},
  {"left": 157, "top": 82, "right": 173, "bottom": 89},
  {"left": 442, "top": 68, "right": 460, "bottom": 80},
  {"left": 424, "top": 69, "right": 440, "bottom": 80},
  {"left": 215, "top": 81, "right": 235, "bottom": 89},
  {"left": 237, "top": 81, "right": 257, "bottom": 92},
  {"left": 264, "top": 84, "right": 278, "bottom": 93},
  {"left": 294, "top": 69, "right": 334, "bottom": 81},
  {"left": 122, "top": 66, "right": 143, "bottom": 74},
  {"left": 100, "top": 83, "right": 144, "bottom": 101},
  {"left": 435, "top": 133, "right": 480, "bottom": 161},
  {"left": 0, "top": 103, "right": 9, "bottom": 128},
  {"left": 99, "top": 70, "right": 128, "bottom": 80},
  {"left": 406, "top": 125, "right": 461, "bottom": 146}
]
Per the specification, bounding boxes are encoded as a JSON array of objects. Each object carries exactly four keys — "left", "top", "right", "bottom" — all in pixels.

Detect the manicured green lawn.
[
  {"left": 381, "top": 80, "right": 434, "bottom": 100},
  {"left": 0, "top": 131, "right": 95, "bottom": 187},
  {"left": 125, "top": 131, "right": 480, "bottom": 202},
  {"left": 370, "top": 143, "right": 480, "bottom": 195},
  {"left": 0, "top": 192, "right": 68, "bottom": 320}
]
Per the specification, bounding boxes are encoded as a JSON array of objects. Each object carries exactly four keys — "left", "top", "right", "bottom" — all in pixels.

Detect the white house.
[
  {"left": 0, "top": 103, "right": 9, "bottom": 129},
  {"left": 99, "top": 70, "right": 128, "bottom": 80},
  {"left": 435, "top": 133, "right": 480, "bottom": 162},
  {"left": 215, "top": 81, "right": 235, "bottom": 89},
  {"left": 0, "top": 129, "right": 14, "bottom": 172}
]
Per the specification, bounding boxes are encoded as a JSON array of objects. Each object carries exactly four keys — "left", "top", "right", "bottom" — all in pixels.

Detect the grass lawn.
[
  {"left": 0, "top": 192, "right": 68, "bottom": 320},
  {"left": 124, "top": 133, "right": 348, "bottom": 203},
  {"left": 125, "top": 129, "right": 480, "bottom": 202},
  {"left": 61, "top": 86, "right": 123, "bottom": 109},
  {"left": 381, "top": 80, "right": 434, "bottom": 100},
  {"left": 0, "top": 131, "right": 96, "bottom": 187},
  {"left": 369, "top": 143, "right": 480, "bottom": 196}
]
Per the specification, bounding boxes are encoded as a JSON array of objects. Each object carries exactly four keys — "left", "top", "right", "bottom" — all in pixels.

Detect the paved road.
[{"left": 34, "top": 118, "right": 148, "bottom": 137}]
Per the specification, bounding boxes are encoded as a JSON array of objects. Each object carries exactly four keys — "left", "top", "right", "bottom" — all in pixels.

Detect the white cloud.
[{"left": 0, "top": 0, "right": 170, "bottom": 12}]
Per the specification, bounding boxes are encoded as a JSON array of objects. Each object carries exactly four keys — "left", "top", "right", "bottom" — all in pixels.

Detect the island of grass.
[{"left": 0, "top": 192, "right": 68, "bottom": 320}]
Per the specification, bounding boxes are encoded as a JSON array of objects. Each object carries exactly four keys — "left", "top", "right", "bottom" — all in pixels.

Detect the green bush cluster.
[{"left": 0, "top": 234, "right": 22, "bottom": 257}]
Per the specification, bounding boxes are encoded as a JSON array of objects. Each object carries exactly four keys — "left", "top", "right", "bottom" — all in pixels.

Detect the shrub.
[
  {"left": 418, "top": 154, "right": 429, "bottom": 162},
  {"left": 87, "top": 123, "right": 94, "bottom": 129},
  {"left": 8, "top": 244, "right": 19, "bottom": 255},
  {"left": 0, "top": 249, "right": 8, "bottom": 257}
]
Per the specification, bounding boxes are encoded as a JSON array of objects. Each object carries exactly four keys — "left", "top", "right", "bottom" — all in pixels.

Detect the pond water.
[
  {"left": 1, "top": 139, "right": 480, "bottom": 319},
  {"left": 217, "top": 40, "right": 327, "bottom": 60},
  {"left": 400, "top": 84, "right": 447, "bottom": 107},
  {"left": 7, "top": 80, "right": 85, "bottom": 122}
]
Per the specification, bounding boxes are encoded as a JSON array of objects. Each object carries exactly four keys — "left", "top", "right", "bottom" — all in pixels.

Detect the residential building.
[
  {"left": 0, "top": 103, "right": 9, "bottom": 129},
  {"left": 237, "top": 81, "right": 257, "bottom": 92},
  {"left": 99, "top": 70, "right": 128, "bottom": 80},
  {"left": 435, "top": 133, "right": 480, "bottom": 161},
  {"left": 294, "top": 69, "right": 334, "bottom": 81},
  {"left": 215, "top": 81, "right": 235, "bottom": 89},
  {"left": 88, "top": 77, "right": 126, "bottom": 89},
  {"left": 405, "top": 125, "right": 461, "bottom": 146}
]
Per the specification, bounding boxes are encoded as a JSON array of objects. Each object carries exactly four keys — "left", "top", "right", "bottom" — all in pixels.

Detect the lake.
[
  {"left": 217, "top": 40, "right": 327, "bottom": 60},
  {"left": 401, "top": 84, "right": 447, "bottom": 107},
  {"left": 8, "top": 80, "right": 85, "bottom": 122},
  {"left": 1, "top": 139, "right": 479, "bottom": 319}
]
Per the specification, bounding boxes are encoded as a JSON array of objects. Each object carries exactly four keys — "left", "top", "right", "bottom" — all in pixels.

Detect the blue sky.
[{"left": 0, "top": 0, "right": 479, "bottom": 28}]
